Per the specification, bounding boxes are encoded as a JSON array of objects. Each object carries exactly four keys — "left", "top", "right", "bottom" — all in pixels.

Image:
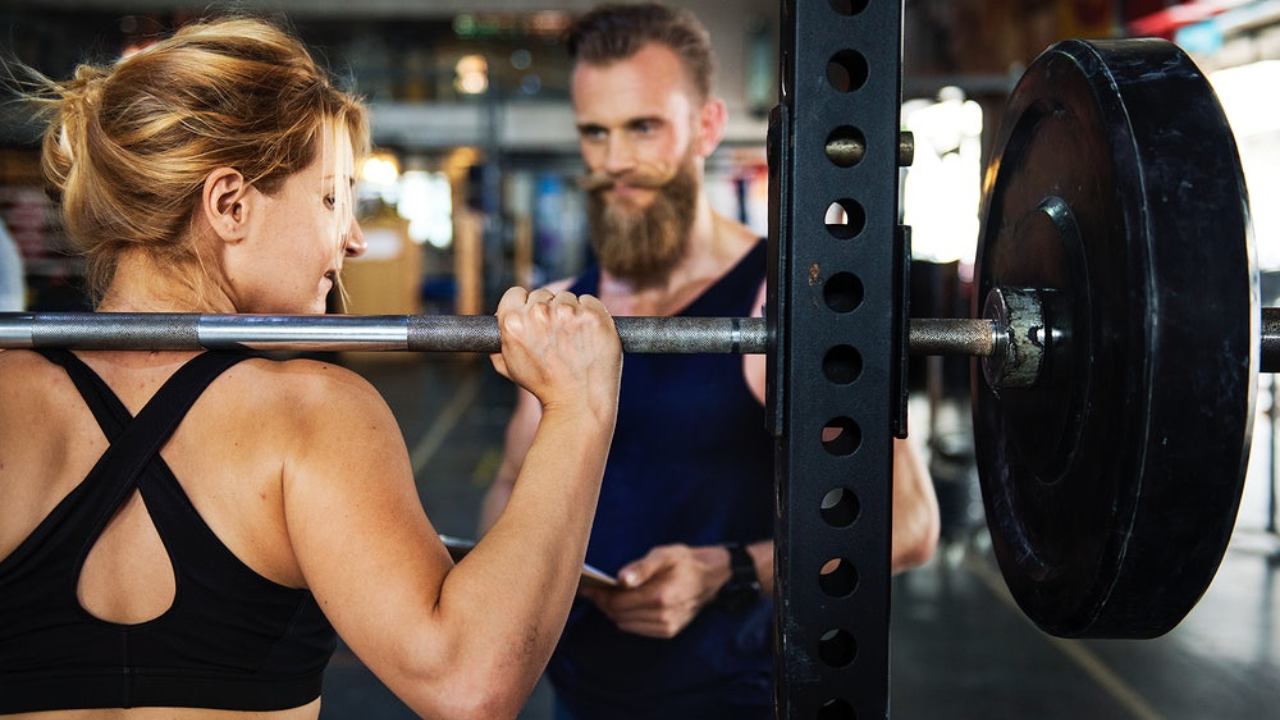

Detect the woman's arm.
[{"left": 283, "top": 289, "right": 621, "bottom": 720}]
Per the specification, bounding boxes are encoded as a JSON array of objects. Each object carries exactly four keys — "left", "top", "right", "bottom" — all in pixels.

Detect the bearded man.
[{"left": 480, "top": 4, "right": 939, "bottom": 719}]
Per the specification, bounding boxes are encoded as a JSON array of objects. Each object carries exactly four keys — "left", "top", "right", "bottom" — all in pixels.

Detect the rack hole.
[
  {"left": 825, "top": 200, "right": 866, "bottom": 240},
  {"left": 819, "top": 557, "right": 859, "bottom": 597},
  {"left": 823, "top": 272, "right": 863, "bottom": 313},
  {"left": 818, "top": 698, "right": 857, "bottom": 720},
  {"left": 829, "top": 0, "right": 869, "bottom": 15},
  {"left": 819, "top": 628, "right": 858, "bottom": 667},
  {"left": 826, "top": 50, "right": 868, "bottom": 93},
  {"left": 823, "top": 345, "right": 862, "bottom": 385},
  {"left": 820, "top": 486, "right": 860, "bottom": 527},
  {"left": 822, "top": 418, "right": 861, "bottom": 457}
]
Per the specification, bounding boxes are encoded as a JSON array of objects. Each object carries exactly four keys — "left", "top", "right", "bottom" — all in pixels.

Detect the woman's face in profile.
[{"left": 224, "top": 126, "right": 364, "bottom": 315}]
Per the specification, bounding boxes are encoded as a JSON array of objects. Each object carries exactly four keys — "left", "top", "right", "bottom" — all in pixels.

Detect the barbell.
[
  {"left": 3, "top": 308, "right": 1278, "bottom": 378},
  {"left": 0, "top": 38, "right": 1261, "bottom": 640}
]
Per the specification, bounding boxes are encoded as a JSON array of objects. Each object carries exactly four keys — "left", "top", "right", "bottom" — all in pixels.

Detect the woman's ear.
[{"left": 201, "top": 168, "right": 249, "bottom": 242}]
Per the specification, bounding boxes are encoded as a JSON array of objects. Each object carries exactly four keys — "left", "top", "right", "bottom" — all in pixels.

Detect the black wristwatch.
[{"left": 715, "top": 542, "right": 762, "bottom": 611}]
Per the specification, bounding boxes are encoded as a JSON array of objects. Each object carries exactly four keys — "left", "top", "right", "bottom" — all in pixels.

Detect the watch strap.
[
  {"left": 725, "top": 542, "right": 757, "bottom": 583},
  {"left": 716, "top": 542, "right": 761, "bottom": 611}
]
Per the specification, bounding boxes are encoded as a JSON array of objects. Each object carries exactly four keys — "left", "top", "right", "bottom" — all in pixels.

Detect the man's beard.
[{"left": 582, "top": 152, "right": 699, "bottom": 285}]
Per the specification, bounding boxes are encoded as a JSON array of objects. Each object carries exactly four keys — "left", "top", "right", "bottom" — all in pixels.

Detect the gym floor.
[{"left": 317, "top": 354, "right": 1280, "bottom": 720}]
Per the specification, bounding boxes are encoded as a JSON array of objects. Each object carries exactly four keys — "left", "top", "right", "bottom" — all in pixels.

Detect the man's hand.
[{"left": 579, "top": 544, "right": 731, "bottom": 639}]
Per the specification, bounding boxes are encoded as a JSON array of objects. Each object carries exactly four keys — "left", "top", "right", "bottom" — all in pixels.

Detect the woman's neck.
[{"left": 96, "top": 247, "right": 235, "bottom": 314}]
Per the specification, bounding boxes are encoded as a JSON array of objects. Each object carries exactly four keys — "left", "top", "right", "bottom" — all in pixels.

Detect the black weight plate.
[{"left": 972, "top": 38, "right": 1256, "bottom": 638}]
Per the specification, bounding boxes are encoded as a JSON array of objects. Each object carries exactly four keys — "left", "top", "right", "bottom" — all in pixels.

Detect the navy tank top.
[
  {"left": 0, "top": 349, "right": 336, "bottom": 713},
  {"left": 549, "top": 240, "right": 775, "bottom": 719}
]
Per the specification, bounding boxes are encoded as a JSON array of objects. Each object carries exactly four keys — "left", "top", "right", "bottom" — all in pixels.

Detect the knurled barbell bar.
[
  {"left": 3, "top": 304, "right": 1278, "bottom": 381},
  {"left": 0, "top": 37, "right": 1259, "bottom": 642}
]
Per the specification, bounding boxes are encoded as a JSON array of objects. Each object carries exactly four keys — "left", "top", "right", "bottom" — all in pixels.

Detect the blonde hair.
[{"left": 29, "top": 16, "right": 370, "bottom": 304}]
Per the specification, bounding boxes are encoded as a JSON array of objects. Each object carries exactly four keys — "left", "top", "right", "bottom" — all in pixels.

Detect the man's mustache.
[{"left": 577, "top": 169, "right": 670, "bottom": 192}]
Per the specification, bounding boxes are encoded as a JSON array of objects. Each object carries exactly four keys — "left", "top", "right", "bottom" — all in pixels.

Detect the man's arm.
[
  {"left": 583, "top": 280, "right": 939, "bottom": 640},
  {"left": 479, "top": 386, "right": 542, "bottom": 536},
  {"left": 890, "top": 434, "right": 940, "bottom": 571},
  {"left": 578, "top": 540, "right": 772, "bottom": 639},
  {"left": 522, "top": 280, "right": 939, "bottom": 641},
  {"left": 743, "top": 279, "right": 939, "bottom": 572}
]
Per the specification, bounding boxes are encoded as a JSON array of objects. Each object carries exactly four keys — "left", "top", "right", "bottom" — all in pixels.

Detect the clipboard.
[{"left": 439, "top": 535, "right": 618, "bottom": 589}]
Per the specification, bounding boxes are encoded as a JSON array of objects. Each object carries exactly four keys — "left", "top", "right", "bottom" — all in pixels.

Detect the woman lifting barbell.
[{"left": 0, "top": 15, "right": 622, "bottom": 720}]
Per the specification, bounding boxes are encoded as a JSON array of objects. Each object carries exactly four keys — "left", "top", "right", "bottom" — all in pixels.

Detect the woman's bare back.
[{"left": 0, "top": 349, "right": 338, "bottom": 720}]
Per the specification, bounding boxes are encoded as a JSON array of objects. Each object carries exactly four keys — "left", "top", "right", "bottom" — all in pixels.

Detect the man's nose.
[{"left": 603, "top": 135, "right": 638, "bottom": 176}]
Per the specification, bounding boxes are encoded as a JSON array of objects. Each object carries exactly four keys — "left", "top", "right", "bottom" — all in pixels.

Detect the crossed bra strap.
[
  {"left": 2, "top": 349, "right": 338, "bottom": 713},
  {"left": 34, "top": 348, "right": 256, "bottom": 541}
]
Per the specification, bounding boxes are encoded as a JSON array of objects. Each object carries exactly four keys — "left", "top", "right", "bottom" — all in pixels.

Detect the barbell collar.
[{"left": 981, "top": 288, "right": 1053, "bottom": 390}]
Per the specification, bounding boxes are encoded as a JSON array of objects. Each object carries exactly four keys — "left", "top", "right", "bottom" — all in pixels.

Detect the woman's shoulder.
[
  {"left": 231, "top": 355, "right": 388, "bottom": 413},
  {"left": 0, "top": 350, "right": 50, "bottom": 414},
  {"left": 223, "top": 356, "right": 409, "bottom": 489},
  {"left": 0, "top": 349, "right": 80, "bottom": 397},
  {"left": 208, "top": 355, "right": 402, "bottom": 459},
  {"left": 0, "top": 348, "right": 54, "bottom": 371}
]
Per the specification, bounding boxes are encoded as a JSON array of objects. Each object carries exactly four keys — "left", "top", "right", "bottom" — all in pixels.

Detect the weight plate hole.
[
  {"left": 825, "top": 126, "right": 866, "bottom": 168},
  {"left": 828, "top": 0, "right": 869, "bottom": 16},
  {"left": 825, "top": 200, "right": 866, "bottom": 240},
  {"left": 818, "top": 698, "right": 857, "bottom": 720},
  {"left": 818, "top": 557, "right": 859, "bottom": 597},
  {"left": 820, "top": 486, "right": 860, "bottom": 527},
  {"left": 823, "top": 272, "right": 864, "bottom": 313},
  {"left": 823, "top": 345, "right": 863, "bottom": 384},
  {"left": 818, "top": 628, "right": 858, "bottom": 667},
  {"left": 826, "top": 50, "right": 868, "bottom": 93}
]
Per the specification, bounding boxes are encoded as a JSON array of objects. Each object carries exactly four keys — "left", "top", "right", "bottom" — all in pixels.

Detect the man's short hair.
[{"left": 566, "top": 2, "right": 716, "bottom": 101}]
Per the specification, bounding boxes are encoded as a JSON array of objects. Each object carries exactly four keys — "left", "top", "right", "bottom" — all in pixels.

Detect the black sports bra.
[{"left": 0, "top": 349, "right": 336, "bottom": 713}]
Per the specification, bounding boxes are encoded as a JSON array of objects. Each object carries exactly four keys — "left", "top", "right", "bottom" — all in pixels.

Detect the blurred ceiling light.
[
  {"left": 455, "top": 54, "right": 489, "bottom": 95},
  {"left": 398, "top": 171, "right": 454, "bottom": 248},
  {"left": 360, "top": 152, "right": 400, "bottom": 186},
  {"left": 442, "top": 147, "right": 482, "bottom": 175},
  {"left": 1210, "top": 61, "right": 1280, "bottom": 270},
  {"left": 453, "top": 14, "right": 477, "bottom": 37},
  {"left": 1209, "top": 60, "right": 1280, "bottom": 137},
  {"left": 900, "top": 88, "right": 984, "bottom": 265},
  {"left": 529, "top": 11, "right": 572, "bottom": 37}
]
